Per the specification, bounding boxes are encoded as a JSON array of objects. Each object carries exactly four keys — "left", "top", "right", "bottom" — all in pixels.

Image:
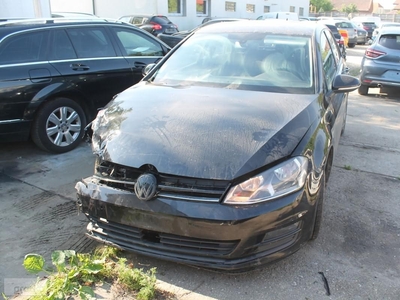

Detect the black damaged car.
[{"left": 76, "top": 21, "right": 360, "bottom": 271}]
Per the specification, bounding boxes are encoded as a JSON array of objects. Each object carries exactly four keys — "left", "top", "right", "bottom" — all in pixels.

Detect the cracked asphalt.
[{"left": 1, "top": 45, "right": 399, "bottom": 299}]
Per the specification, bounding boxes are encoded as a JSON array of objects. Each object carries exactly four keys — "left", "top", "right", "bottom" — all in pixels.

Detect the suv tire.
[{"left": 31, "top": 98, "right": 86, "bottom": 153}]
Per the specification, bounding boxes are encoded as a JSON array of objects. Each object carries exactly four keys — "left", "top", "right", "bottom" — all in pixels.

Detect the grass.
[{"left": 18, "top": 246, "right": 172, "bottom": 300}]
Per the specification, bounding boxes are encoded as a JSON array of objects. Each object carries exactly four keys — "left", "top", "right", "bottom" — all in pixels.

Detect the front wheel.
[
  {"left": 348, "top": 43, "right": 356, "bottom": 48},
  {"left": 31, "top": 98, "right": 86, "bottom": 153}
]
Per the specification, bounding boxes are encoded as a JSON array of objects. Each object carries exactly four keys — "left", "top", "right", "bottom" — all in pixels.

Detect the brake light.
[
  {"left": 339, "top": 37, "right": 344, "bottom": 45},
  {"left": 363, "top": 26, "right": 368, "bottom": 30},
  {"left": 365, "top": 48, "right": 386, "bottom": 58},
  {"left": 150, "top": 22, "right": 162, "bottom": 30}
]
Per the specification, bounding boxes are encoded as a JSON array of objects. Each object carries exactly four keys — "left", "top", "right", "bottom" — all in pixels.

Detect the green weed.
[{"left": 22, "top": 246, "right": 157, "bottom": 300}]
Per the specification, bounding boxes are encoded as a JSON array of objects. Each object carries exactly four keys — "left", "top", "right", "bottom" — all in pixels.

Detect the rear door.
[
  {"left": 110, "top": 25, "right": 168, "bottom": 83},
  {"left": 0, "top": 29, "right": 59, "bottom": 123},
  {"left": 49, "top": 25, "right": 133, "bottom": 112}
]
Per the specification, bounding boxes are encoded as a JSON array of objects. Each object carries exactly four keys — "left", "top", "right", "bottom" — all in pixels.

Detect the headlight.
[{"left": 224, "top": 156, "right": 308, "bottom": 205}]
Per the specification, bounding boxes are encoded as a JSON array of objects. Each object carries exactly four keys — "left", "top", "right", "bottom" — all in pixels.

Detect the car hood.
[{"left": 92, "top": 82, "right": 319, "bottom": 180}]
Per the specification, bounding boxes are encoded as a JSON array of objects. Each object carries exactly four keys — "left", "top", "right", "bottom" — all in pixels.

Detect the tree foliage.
[
  {"left": 310, "top": 0, "right": 334, "bottom": 13},
  {"left": 341, "top": 3, "right": 358, "bottom": 13}
]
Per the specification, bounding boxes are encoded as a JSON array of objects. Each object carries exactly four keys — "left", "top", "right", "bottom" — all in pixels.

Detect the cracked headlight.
[{"left": 224, "top": 156, "right": 308, "bottom": 205}]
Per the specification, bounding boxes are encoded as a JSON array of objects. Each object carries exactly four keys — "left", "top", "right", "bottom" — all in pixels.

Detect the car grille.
[
  {"left": 87, "top": 216, "right": 239, "bottom": 258},
  {"left": 94, "top": 160, "right": 230, "bottom": 202}
]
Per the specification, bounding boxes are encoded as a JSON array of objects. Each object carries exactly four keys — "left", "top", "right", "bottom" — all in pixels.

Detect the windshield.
[{"left": 150, "top": 32, "right": 314, "bottom": 94}]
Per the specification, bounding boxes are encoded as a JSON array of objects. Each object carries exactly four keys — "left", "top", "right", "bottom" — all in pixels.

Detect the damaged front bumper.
[{"left": 76, "top": 176, "right": 318, "bottom": 271}]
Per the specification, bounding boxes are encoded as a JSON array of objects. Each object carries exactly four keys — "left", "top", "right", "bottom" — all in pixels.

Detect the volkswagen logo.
[{"left": 134, "top": 173, "right": 157, "bottom": 201}]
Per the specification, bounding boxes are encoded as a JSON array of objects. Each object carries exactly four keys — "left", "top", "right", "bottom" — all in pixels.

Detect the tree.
[
  {"left": 310, "top": 0, "right": 334, "bottom": 12},
  {"left": 341, "top": 3, "right": 358, "bottom": 13}
]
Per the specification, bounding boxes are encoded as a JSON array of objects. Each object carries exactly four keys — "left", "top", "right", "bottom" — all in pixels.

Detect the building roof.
[{"left": 331, "top": 0, "right": 374, "bottom": 12}]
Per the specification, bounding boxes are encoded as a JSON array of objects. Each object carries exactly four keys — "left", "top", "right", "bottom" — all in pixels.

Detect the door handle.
[{"left": 70, "top": 63, "right": 90, "bottom": 71}]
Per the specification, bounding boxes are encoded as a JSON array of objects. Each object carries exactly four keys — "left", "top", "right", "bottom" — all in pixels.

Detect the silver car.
[
  {"left": 359, "top": 27, "right": 400, "bottom": 95},
  {"left": 335, "top": 21, "right": 358, "bottom": 48}
]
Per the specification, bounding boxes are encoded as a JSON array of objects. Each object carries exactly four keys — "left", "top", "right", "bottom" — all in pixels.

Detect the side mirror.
[
  {"left": 142, "top": 63, "right": 156, "bottom": 77},
  {"left": 332, "top": 74, "right": 360, "bottom": 93}
]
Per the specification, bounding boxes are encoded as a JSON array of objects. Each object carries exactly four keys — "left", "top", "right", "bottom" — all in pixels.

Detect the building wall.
[
  {"left": 48, "top": 0, "right": 309, "bottom": 30},
  {"left": 1, "top": 0, "right": 51, "bottom": 18}
]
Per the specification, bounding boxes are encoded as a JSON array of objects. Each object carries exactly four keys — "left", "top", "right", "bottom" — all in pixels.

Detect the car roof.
[
  {"left": 379, "top": 26, "right": 400, "bottom": 34},
  {"left": 0, "top": 18, "right": 137, "bottom": 40},
  {"left": 196, "top": 20, "right": 318, "bottom": 37}
]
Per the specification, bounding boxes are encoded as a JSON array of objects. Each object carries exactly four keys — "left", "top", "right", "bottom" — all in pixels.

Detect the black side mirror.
[{"left": 332, "top": 74, "right": 360, "bottom": 93}]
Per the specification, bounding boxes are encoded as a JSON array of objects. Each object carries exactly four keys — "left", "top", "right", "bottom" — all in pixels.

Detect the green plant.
[
  {"left": 22, "top": 247, "right": 158, "bottom": 300},
  {"left": 344, "top": 165, "right": 352, "bottom": 170}
]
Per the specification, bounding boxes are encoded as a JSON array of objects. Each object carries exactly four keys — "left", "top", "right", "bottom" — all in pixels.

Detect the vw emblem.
[{"left": 134, "top": 173, "right": 157, "bottom": 201}]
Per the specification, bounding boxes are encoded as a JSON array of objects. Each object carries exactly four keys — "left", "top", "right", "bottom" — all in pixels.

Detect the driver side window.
[{"left": 319, "top": 32, "right": 337, "bottom": 89}]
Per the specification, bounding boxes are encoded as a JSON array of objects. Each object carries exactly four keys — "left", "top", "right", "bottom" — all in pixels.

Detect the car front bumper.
[{"left": 76, "top": 176, "right": 319, "bottom": 271}]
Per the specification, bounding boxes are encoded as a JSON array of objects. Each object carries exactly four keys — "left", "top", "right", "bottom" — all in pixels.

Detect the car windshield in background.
[
  {"left": 151, "top": 33, "right": 313, "bottom": 94},
  {"left": 152, "top": 16, "right": 171, "bottom": 24}
]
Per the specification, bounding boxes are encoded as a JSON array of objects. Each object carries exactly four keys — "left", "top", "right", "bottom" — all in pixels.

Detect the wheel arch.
[{"left": 23, "top": 83, "right": 94, "bottom": 124}]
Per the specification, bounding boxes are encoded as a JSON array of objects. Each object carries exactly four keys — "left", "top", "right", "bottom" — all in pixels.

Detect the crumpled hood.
[{"left": 92, "top": 82, "right": 319, "bottom": 180}]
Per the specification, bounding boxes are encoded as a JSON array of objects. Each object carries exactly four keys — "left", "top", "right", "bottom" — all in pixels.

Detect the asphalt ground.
[{"left": 1, "top": 45, "right": 400, "bottom": 299}]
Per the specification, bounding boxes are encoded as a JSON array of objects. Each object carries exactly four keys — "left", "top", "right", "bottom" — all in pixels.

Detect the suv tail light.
[
  {"left": 150, "top": 22, "right": 162, "bottom": 30},
  {"left": 365, "top": 48, "right": 386, "bottom": 58}
]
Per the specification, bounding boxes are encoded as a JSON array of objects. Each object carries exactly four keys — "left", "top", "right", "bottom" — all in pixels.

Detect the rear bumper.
[
  {"left": 76, "top": 176, "right": 320, "bottom": 271},
  {"left": 360, "top": 63, "right": 400, "bottom": 88}
]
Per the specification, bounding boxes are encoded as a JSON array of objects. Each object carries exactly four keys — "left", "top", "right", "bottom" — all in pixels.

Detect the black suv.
[
  {"left": 0, "top": 19, "right": 170, "bottom": 153},
  {"left": 119, "top": 15, "right": 178, "bottom": 36}
]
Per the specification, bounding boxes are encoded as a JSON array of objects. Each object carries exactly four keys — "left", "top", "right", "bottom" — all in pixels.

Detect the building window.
[
  {"left": 169, "top": 0, "right": 183, "bottom": 14},
  {"left": 264, "top": 6, "right": 270, "bottom": 13},
  {"left": 289, "top": 6, "right": 295, "bottom": 12},
  {"left": 225, "top": 1, "right": 236, "bottom": 12},
  {"left": 299, "top": 7, "right": 304, "bottom": 16},
  {"left": 196, "top": 0, "right": 208, "bottom": 16},
  {"left": 246, "top": 4, "right": 255, "bottom": 13}
]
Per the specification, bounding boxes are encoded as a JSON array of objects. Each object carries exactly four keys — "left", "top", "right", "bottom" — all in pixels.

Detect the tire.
[
  {"left": 348, "top": 43, "right": 356, "bottom": 48},
  {"left": 358, "top": 84, "right": 369, "bottom": 95},
  {"left": 310, "top": 173, "right": 326, "bottom": 241},
  {"left": 31, "top": 98, "right": 86, "bottom": 153}
]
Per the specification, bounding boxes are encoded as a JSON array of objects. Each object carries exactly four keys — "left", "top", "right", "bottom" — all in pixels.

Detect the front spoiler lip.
[{"left": 84, "top": 229, "right": 302, "bottom": 272}]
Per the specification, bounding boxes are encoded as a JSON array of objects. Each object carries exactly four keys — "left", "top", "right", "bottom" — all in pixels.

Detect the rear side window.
[
  {"left": 113, "top": 27, "right": 163, "bottom": 56},
  {"left": 379, "top": 34, "right": 400, "bottom": 50},
  {"left": 50, "top": 30, "right": 77, "bottom": 60},
  {"left": 0, "top": 31, "right": 47, "bottom": 64},
  {"left": 66, "top": 27, "right": 116, "bottom": 58}
]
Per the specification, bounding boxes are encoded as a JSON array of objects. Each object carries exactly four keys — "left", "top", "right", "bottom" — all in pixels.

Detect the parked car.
[
  {"left": 359, "top": 27, "right": 400, "bottom": 95},
  {"left": 119, "top": 14, "right": 178, "bottom": 36},
  {"left": 324, "top": 23, "right": 347, "bottom": 59},
  {"left": 334, "top": 21, "right": 358, "bottom": 48},
  {"left": 0, "top": 18, "right": 170, "bottom": 153},
  {"left": 157, "top": 18, "right": 243, "bottom": 48},
  {"left": 299, "top": 17, "right": 319, "bottom": 21},
  {"left": 76, "top": 20, "right": 360, "bottom": 271},
  {"left": 353, "top": 21, "right": 377, "bottom": 39},
  {"left": 256, "top": 12, "right": 299, "bottom": 21},
  {"left": 372, "top": 22, "right": 400, "bottom": 40},
  {"left": 354, "top": 24, "right": 368, "bottom": 44}
]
